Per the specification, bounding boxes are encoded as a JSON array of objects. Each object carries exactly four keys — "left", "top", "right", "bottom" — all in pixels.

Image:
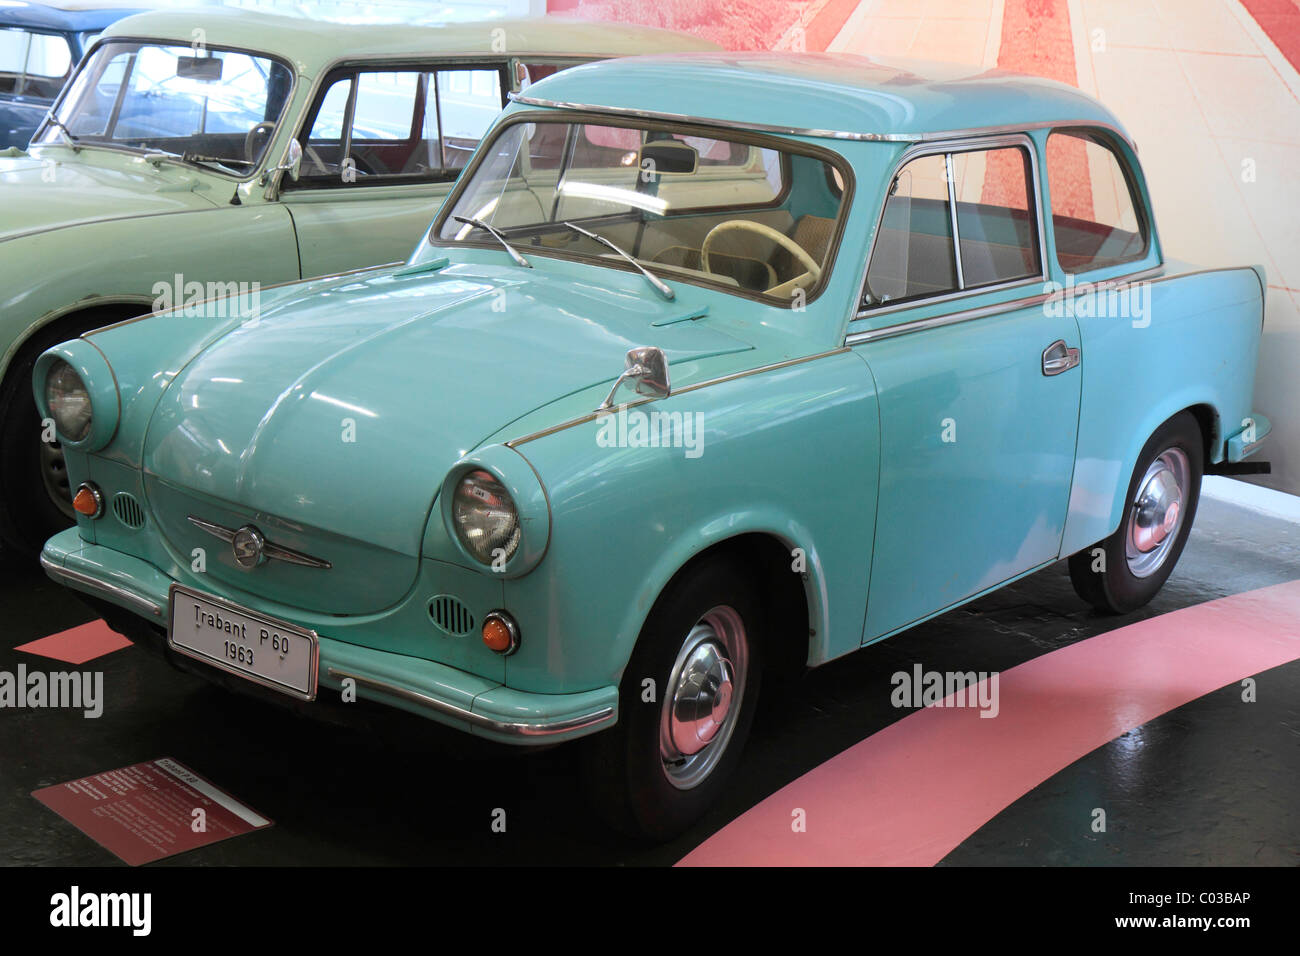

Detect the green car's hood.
[
  {"left": 142, "top": 264, "right": 755, "bottom": 557},
  {"left": 0, "top": 151, "right": 219, "bottom": 242}
]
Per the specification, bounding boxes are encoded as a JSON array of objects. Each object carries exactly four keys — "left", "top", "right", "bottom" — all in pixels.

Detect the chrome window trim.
[
  {"left": 845, "top": 263, "right": 1166, "bottom": 345},
  {"left": 507, "top": 93, "right": 1138, "bottom": 149},
  {"left": 853, "top": 133, "right": 1049, "bottom": 324},
  {"left": 944, "top": 152, "right": 965, "bottom": 290}
]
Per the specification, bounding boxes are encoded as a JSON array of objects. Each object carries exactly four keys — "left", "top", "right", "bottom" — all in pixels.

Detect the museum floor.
[{"left": 3, "top": 487, "right": 1296, "bottom": 867}]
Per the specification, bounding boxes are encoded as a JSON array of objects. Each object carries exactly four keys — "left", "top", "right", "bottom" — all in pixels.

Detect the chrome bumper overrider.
[{"left": 39, "top": 535, "right": 618, "bottom": 744}]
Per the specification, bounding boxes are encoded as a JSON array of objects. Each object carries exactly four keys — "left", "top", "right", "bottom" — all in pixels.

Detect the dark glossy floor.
[{"left": 2, "top": 494, "right": 1297, "bottom": 866}]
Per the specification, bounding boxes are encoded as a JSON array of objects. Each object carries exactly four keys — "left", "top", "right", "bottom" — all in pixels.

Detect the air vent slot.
[
  {"left": 111, "top": 492, "right": 145, "bottom": 529},
  {"left": 428, "top": 595, "right": 474, "bottom": 636}
]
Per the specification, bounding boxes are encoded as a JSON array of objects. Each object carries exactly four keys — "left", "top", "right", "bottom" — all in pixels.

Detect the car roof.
[
  {"left": 0, "top": 1, "right": 148, "bottom": 33},
  {"left": 98, "top": 9, "right": 721, "bottom": 72},
  {"left": 517, "top": 52, "right": 1134, "bottom": 146}
]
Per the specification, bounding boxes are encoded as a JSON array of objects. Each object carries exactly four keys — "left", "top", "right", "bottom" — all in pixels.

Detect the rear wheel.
[
  {"left": 582, "top": 559, "right": 762, "bottom": 841},
  {"left": 1068, "top": 411, "right": 1204, "bottom": 614}
]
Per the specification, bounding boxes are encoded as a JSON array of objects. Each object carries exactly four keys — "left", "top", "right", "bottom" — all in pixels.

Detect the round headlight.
[
  {"left": 45, "top": 359, "right": 93, "bottom": 442},
  {"left": 452, "top": 469, "right": 521, "bottom": 565}
]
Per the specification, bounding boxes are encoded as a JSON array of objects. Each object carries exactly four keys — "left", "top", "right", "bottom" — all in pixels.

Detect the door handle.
[{"left": 1042, "top": 339, "right": 1080, "bottom": 376}]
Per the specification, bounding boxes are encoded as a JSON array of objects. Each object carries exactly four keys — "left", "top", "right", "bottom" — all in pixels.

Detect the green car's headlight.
[
  {"left": 452, "top": 468, "right": 521, "bottom": 565},
  {"left": 45, "top": 359, "right": 93, "bottom": 442}
]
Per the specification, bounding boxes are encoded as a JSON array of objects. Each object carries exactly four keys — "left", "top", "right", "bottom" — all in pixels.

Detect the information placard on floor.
[{"left": 33, "top": 758, "right": 272, "bottom": 866}]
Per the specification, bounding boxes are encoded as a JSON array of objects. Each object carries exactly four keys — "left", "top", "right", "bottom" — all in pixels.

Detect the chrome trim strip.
[
  {"left": 944, "top": 153, "right": 965, "bottom": 290},
  {"left": 845, "top": 264, "right": 1167, "bottom": 345},
  {"left": 40, "top": 553, "right": 164, "bottom": 618},
  {"left": 326, "top": 668, "right": 615, "bottom": 738},
  {"left": 847, "top": 292, "right": 1051, "bottom": 344},
  {"left": 187, "top": 515, "right": 333, "bottom": 569},
  {"left": 506, "top": 93, "right": 1138, "bottom": 148},
  {"left": 506, "top": 348, "right": 850, "bottom": 447}
]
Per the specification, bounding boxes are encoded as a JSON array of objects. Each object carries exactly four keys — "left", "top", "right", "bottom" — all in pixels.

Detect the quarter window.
[
  {"left": 863, "top": 142, "right": 1040, "bottom": 309},
  {"left": 1046, "top": 130, "right": 1147, "bottom": 273}
]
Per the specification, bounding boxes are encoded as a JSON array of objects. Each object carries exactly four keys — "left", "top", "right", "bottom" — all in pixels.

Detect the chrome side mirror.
[
  {"left": 597, "top": 346, "right": 670, "bottom": 411},
  {"left": 262, "top": 138, "right": 302, "bottom": 188}
]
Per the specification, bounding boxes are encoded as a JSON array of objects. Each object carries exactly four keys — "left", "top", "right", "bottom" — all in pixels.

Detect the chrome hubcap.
[
  {"left": 1125, "top": 448, "right": 1190, "bottom": 578},
  {"left": 659, "top": 606, "right": 747, "bottom": 791}
]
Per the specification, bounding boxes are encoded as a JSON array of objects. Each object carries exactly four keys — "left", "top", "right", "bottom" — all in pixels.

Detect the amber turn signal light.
[
  {"left": 73, "top": 482, "right": 103, "bottom": 519},
  {"left": 482, "top": 611, "right": 520, "bottom": 656}
]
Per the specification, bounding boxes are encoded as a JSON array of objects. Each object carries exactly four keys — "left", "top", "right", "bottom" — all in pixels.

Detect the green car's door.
[
  {"left": 849, "top": 138, "right": 1083, "bottom": 642},
  {"left": 280, "top": 61, "right": 510, "bottom": 277}
]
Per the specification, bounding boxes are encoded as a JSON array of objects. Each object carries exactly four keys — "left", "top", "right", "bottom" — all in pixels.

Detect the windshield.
[
  {"left": 0, "top": 28, "right": 73, "bottom": 99},
  {"left": 434, "top": 117, "right": 850, "bottom": 305},
  {"left": 34, "top": 39, "right": 294, "bottom": 174}
]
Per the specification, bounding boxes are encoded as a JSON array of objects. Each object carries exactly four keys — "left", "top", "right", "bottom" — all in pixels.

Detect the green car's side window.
[{"left": 293, "top": 64, "right": 506, "bottom": 187}]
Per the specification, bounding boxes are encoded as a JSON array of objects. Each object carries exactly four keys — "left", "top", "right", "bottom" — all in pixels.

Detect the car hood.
[
  {"left": 142, "top": 263, "right": 755, "bottom": 557},
  {"left": 0, "top": 150, "right": 220, "bottom": 242}
]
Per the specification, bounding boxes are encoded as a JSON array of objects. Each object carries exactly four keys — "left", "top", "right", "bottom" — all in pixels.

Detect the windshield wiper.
[
  {"left": 561, "top": 221, "right": 674, "bottom": 301},
  {"left": 44, "top": 117, "right": 81, "bottom": 152},
  {"left": 182, "top": 153, "right": 252, "bottom": 175},
  {"left": 453, "top": 215, "right": 531, "bottom": 268}
]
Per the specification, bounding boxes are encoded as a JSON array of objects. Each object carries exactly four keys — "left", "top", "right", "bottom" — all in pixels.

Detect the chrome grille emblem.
[
  {"left": 187, "top": 515, "right": 332, "bottom": 570},
  {"left": 231, "top": 525, "right": 265, "bottom": 569}
]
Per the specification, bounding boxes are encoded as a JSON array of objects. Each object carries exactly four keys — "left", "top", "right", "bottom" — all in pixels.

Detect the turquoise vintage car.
[
  {"left": 0, "top": 8, "right": 717, "bottom": 557},
  {"left": 37, "top": 54, "right": 1271, "bottom": 838}
]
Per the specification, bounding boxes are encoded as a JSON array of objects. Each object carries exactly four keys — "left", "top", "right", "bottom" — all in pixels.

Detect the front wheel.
[
  {"left": 582, "top": 560, "right": 762, "bottom": 841},
  {"left": 1068, "top": 411, "right": 1204, "bottom": 614}
]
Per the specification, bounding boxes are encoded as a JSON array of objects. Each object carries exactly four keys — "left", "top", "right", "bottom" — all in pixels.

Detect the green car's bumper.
[{"left": 40, "top": 529, "right": 618, "bottom": 745}]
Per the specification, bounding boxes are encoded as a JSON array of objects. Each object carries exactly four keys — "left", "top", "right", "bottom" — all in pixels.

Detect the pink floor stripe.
[{"left": 678, "top": 580, "right": 1300, "bottom": 867}]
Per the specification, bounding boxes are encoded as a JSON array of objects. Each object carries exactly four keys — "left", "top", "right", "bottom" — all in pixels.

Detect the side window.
[
  {"left": 864, "top": 153, "right": 957, "bottom": 306},
  {"left": 950, "top": 147, "right": 1040, "bottom": 288},
  {"left": 436, "top": 67, "right": 502, "bottom": 171},
  {"left": 863, "top": 142, "right": 1041, "bottom": 310},
  {"left": 295, "top": 65, "right": 504, "bottom": 187},
  {"left": 1046, "top": 130, "right": 1147, "bottom": 273}
]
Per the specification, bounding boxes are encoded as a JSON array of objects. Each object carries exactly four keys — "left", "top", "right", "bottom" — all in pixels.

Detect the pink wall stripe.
[{"left": 678, "top": 579, "right": 1300, "bottom": 866}]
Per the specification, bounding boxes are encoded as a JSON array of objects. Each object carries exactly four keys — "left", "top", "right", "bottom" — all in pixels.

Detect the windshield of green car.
[
  {"left": 33, "top": 39, "right": 294, "bottom": 174},
  {"left": 0, "top": 27, "right": 73, "bottom": 99},
  {"left": 434, "top": 116, "right": 851, "bottom": 306}
]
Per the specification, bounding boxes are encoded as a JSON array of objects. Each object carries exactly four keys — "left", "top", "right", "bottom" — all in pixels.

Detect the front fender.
[{"left": 498, "top": 349, "right": 879, "bottom": 695}]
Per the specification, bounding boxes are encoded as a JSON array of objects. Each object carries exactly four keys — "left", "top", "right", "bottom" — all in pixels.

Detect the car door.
[
  {"left": 849, "top": 136, "right": 1083, "bottom": 642},
  {"left": 280, "top": 61, "right": 509, "bottom": 278}
]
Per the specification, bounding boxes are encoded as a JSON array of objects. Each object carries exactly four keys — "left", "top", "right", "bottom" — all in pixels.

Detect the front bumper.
[{"left": 40, "top": 529, "right": 617, "bottom": 745}]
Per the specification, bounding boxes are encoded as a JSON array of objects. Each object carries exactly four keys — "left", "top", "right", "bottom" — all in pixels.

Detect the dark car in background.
[{"left": 0, "top": 1, "right": 145, "bottom": 148}]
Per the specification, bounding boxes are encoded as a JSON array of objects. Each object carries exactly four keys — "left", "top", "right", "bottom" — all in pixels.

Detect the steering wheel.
[
  {"left": 244, "top": 121, "right": 276, "bottom": 163},
  {"left": 701, "top": 220, "right": 822, "bottom": 298}
]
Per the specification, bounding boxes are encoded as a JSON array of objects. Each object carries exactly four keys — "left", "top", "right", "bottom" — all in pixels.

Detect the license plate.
[{"left": 167, "top": 584, "right": 319, "bottom": 701}]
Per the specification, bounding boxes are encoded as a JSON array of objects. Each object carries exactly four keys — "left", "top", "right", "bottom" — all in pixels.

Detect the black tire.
[
  {"left": 0, "top": 313, "right": 124, "bottom": 559},
  {"left": 1068, "top": 411, "right": 1204, "bottom": 614},
  {"left": 581, "top": 559, "right": 763, "bottom": 841}
]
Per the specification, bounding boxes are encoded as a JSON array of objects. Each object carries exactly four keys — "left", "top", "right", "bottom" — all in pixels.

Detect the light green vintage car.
[
  {"left": 36, "top": 54, "right": 1269, "bottom": 839},
  {"left": 0, "top": 7, "right": 717, "bottom": 556}
]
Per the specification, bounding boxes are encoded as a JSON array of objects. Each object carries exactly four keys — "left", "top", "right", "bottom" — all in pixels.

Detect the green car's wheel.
[
  {"left": 583, "top": 558, "right": 762, "bottom": 841},
  {"left": 0, "top": 314, "right": 122, "bottom": 558},
  {"left": 1068, "top": 411, "right": 1204, "bottom": 614}
]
